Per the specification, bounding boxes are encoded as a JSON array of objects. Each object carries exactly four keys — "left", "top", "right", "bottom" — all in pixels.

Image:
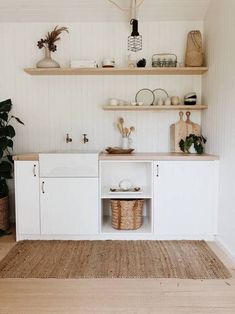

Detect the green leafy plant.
[
  {"left": 179, "top": 134, "right": 207, "bottom": 155},
  {"left": 0, "top": 99, "right": 24, "bottom": 199}
]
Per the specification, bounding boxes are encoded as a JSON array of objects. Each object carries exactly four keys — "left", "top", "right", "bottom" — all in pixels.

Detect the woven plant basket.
[
  {"left": 0, "top": 196, "right": 9, "bottom": 230},
  {"left": 185, "top": 30, "right": 204, "bottom": 67},
  {"left": 111, "top": 199, "right": 144, "bottom": 230}
]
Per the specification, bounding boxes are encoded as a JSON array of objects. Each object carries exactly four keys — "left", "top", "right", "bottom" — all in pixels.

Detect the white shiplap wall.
[
  {"left": 0, "top": 21, "right": 203, "bottom": 154},
  {"left": 203, "top": 0, "right": 235, "bottom": 257},
  {"left": 0, "top": 0, "right": 210, "bottom": 22}
]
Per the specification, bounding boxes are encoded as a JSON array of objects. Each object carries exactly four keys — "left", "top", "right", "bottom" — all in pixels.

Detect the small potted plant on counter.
[
  {"left": 0, "top": 99, "right": 24, "bottom": 233},
  {"left": 179, "top": 134, "right": 207, "bottom": 154}
]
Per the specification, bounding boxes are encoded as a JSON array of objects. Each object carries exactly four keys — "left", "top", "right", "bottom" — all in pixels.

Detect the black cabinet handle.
[
  {"left": 156, "top": 165, "right": 159, "bottom": 177},
  {"left": 42, "top": 181, "right": 45, "bottom": 194}
]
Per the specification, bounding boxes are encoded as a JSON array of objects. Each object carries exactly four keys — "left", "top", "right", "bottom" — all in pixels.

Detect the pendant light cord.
[{"left": 108, "top": 0, "right": 144, "bottom": 12}]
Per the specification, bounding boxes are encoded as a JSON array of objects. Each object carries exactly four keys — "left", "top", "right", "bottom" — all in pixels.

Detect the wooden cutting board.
[
  {"left": 185, "top": 111, "right": 201, "bottom": 136},
  {"left": 170, "top": 112, "right": 187, "bottom": 152}
]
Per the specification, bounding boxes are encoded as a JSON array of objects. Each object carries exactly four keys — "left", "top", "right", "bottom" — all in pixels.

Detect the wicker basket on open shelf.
[{"left": 111, "top": 199, "right": 144, "bottom": 230}]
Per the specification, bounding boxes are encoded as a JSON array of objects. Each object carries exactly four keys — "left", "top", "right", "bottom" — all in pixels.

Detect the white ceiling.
[{"left": 0, "top": 0, "right": 210, "bottom": 22}]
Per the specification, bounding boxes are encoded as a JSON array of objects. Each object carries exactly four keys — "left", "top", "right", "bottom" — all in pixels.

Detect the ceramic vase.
[
  {"left": 36, "top": 47, "right": 60, "bottom": 68},
  {"left": 122, "top": 137, "right": 129, "bottom": 149},
  {"left": 189, "top": 145, "right": 197, "bottom": 154}
]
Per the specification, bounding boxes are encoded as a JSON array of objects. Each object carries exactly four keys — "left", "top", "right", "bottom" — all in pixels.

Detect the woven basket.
[
  {"left": 0, "top": 196, "right": 9, "bottom": 230},
  {"left": 111, "top": 199, "right": 144, "bottom": 230},
  {"left": 185, "top": 30, "right": 203, "bottom": 67}
]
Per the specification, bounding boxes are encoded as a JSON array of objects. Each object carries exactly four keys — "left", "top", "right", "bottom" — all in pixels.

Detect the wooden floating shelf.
[
  {"left": 24, "top": 67, "right": 208, "bottom": 76},
  {"left": 103, "top": 105, "right": 208, "bottom": 111}
]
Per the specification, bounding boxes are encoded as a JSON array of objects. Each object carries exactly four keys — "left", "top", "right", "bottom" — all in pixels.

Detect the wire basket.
[{"left": 152, "top": 53, "right": 177, "bottom": 68}]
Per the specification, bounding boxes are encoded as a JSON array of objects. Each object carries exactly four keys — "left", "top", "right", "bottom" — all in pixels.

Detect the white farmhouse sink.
[{"left": 39, "top": 152, "right": 99, "bottom": 178}]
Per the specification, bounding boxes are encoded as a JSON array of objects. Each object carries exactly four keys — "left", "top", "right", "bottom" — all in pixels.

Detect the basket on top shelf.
[{"left": 111, "top": 199, "right": 144, "bottom": 230}]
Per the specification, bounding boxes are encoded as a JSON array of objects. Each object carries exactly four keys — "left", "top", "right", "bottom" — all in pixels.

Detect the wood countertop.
[
  {"left": 13, "top": 153, "right": 40, "bottom": 161},
  {"left": 13, "top": 152, "right": 219, "bottom": 161},
  {"left": 99, "top": 152, "right": 219, "bottom": 161}
]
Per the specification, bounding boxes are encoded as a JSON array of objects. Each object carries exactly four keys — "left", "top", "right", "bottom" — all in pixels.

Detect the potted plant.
[
  {"left": 0, "top": 99, "right": 24, "bottom": 231},
  {"left": 36, "top": 25, "right": 69, "bottom": 68},
  {"left": 179, "top": 134, "right": 207, "bottom": 154}
]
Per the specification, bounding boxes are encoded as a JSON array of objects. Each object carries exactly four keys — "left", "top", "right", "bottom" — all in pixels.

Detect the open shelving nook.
[
  {"left": 24, "top": 67, "right": 208, "bottom": 76},
  {"left": 100, "top": 160, "right": 153, "bottom": 235}
]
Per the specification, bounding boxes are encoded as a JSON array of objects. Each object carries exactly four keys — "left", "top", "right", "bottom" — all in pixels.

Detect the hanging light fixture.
[
  {"left": 108, "top": 0, "right": 144, "bottom": 52},
  {"left": 128, "top": 18, "right": 142, "bottom": 52}
]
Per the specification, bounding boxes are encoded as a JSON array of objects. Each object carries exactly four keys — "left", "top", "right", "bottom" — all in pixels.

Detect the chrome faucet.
[
  {"left": 66, "top": 133, "right": 72, "bottom": 143},
  {"left": 83, "top": 134, "right": 89, "bottom": 144}
]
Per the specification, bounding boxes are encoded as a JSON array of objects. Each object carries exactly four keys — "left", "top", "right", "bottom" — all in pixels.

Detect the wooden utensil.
[
  {"left": 124, "top": 127, "right": 129, "bottom": 137},
  {"left": 119, "top": 117, "right": 124, "bottom": 134},
  {"left": 185, "top": 111, "right": 201, "bottom": 136},
  {"left": 170, "top": 111, "right": 187, "bottom": 152}
]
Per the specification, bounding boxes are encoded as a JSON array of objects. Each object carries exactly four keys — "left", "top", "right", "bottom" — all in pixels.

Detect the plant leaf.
[
  {"left": 7, "top": 139, "right": 13, "bottom": 148},
  {"left": 12, "top": 116, "right": 24, "bottom": 125},
  {"left": 7, "top": 155, "right": 13, "bottom": 164},
  {"left": 0, "top": 113, "right": 8, "bottom": 122},
  {"left": 0, "top": 99, "right": 12, "bottom": 113},
  {"left": 0, "top": 161, "right": 12, "bottom": 173},
  {"left": 0, "top": 137, "right": 8, "bottom": 150},
  {"left": 179, "top": 139, "right": 185, "bottom": 152},
  {"left": 0, "top": 161, "right": 12, "bottom": 179},
  {"left": 0, "top": 178, "right": 8, "bottom": 198},
  {"left": 0, "top": 125, "right": 16, "bottom": 138}
]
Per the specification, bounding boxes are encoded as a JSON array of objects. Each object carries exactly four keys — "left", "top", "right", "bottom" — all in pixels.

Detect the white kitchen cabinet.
[
  {"left": 154, "top": 161, "right": 218, "bottom": 239},
  {"left": 40, "top": 178, "right": 99, "bottom": 235},
  {"left": 15, "top": 161, "right": 40, "bottom": 239}
]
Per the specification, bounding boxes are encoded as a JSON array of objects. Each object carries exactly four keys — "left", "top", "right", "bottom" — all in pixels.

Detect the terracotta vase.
[
  {"left": 36, "top": 47, "right": 60, "bottom": 68},
  {"left": 0, "top": 196, "right": 9, "bottom": 230}
]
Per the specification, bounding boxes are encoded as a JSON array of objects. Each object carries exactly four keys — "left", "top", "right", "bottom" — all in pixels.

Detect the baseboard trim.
[{"left": 215, "top": 236, "right": 235, "bottom": 263}]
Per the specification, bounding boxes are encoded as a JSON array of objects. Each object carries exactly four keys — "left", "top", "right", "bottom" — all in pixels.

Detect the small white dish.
[{"left": 109, "top": 98, "right": 119, "bottom": 106}]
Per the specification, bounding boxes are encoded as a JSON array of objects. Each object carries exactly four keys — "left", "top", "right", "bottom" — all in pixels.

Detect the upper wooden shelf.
[
  {"left": 24, "top": 67, "right": 208, "bottom": 76},
  {"left": 103, "top": 105, "right": 208, "bottom": 111}
]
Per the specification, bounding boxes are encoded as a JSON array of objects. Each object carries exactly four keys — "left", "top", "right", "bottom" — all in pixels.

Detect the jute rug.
[{"left": 0, "top": 240, "right": 231, "bottom": 279}]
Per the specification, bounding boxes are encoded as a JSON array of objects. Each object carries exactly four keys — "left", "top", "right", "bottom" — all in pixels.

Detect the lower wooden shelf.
[{"left": 103, "top": 105, "right": 208, "bottom": 111}]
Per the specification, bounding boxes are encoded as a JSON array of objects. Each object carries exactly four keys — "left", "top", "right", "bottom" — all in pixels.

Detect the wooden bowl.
[{"left": 105, "top": 147, "right": 135, "bottom": 154}]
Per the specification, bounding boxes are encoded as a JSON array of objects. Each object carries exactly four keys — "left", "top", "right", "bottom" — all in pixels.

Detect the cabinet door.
[
  {"left": 15, "top": 161, "right": 40, "bottom": 236},
  {"left": 154, "top": 161, "right": 217, "bottom": 237},
  {"left": 40, "top": 178, "right": 99, "bottom": 235}
]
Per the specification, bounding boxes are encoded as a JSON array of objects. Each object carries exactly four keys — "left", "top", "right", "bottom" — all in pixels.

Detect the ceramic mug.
[
  {"left": 164, "top": 97, "right": 171, "bottom": 106},
  {"left": 171, "top": 96, "right": 180, "bottom": 106},
  {"left": 157, "top": 97, "right": 164, "bottom": 106}
]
